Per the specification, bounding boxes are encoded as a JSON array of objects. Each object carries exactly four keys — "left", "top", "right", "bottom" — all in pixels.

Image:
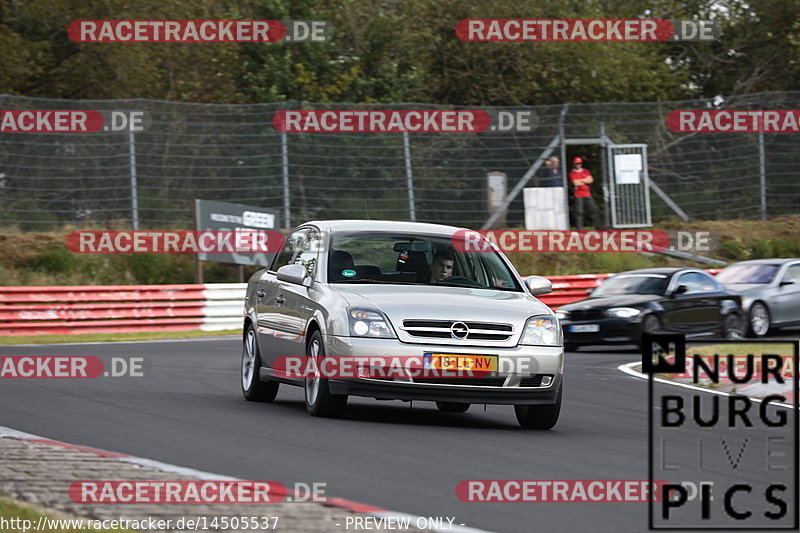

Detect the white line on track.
[{"left": 617, "top": 360, "right": 794, "bottom": 409}]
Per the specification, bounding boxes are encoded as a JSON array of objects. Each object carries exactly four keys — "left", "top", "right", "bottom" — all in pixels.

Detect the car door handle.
[
  {"left": 276, "top": 295, "right": 286, "bottom": 305},
  {"left": 256, "top": 290, "right": 266, "bottom": 298}
]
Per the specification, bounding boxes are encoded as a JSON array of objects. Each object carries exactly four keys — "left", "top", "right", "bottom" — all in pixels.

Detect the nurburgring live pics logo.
[{"left": 643, "top": 334, "right": 799, "bottom": 529}]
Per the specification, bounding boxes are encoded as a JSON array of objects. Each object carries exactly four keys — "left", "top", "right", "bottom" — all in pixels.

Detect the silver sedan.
[
  {"left": 716, "top": 258, "right": 800, "bottom": 336},
  {"left": 240, "top": 220, "right": 564, "bottom": 429}
]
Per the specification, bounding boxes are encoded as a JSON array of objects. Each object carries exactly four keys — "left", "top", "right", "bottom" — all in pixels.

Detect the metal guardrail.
[{"left": 0, "top": 283, "right": 244, "bottom": 335}]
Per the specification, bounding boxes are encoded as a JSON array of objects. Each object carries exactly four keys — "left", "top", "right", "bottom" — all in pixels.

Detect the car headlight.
[
  {"left": 604, "top": 307, "right": 641, "bottom": 318},
  {"left": 348, "top": 308, "right": 396, "bottom": 338},
  {"left": 519, "top": 315, "right": 561, "bottom": 346},
  {"left": 555, "top": 309, "right": 569, "bottom": 320}
]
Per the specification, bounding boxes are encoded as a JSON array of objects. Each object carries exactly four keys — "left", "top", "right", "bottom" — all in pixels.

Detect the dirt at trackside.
[{"left": 0, "top": 216, "right": 798, "bottom": 284}]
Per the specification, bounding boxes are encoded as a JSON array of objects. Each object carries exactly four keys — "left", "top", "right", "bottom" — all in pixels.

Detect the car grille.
[
  {"left": 401, "top": 320, "right": 514, "bottom": 341},
  {"left": 566, "top": 309, "right": 604, "bottom": 321},
  {"left": 413, "top": 376, "right": 508, "bottom": 387}
]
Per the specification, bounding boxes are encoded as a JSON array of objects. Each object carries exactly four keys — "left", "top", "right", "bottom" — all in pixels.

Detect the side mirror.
[
  {"left": 277, "top": 264, "right": 311, "bottom": 286},
  {"left": 672, "top": 284, "right": 688, "bottom": 296},
  {"left": 525, "top": 275, "right": 553, "bottom": 296},
  {"left": 780, "top": 279, "right": 795, "bottom": 287}
]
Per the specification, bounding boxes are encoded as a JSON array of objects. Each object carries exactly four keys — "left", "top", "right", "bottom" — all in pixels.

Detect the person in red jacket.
[{"left": 569, "top": 156, "right": 601, "bottom": 229}]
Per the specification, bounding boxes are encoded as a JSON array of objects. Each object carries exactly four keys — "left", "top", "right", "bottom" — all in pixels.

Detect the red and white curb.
[{"left": 0, "top": 424, "right": 492, "bottom": 533}]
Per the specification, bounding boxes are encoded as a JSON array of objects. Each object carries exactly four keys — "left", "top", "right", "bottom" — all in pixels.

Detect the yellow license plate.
[{"left": 423, "top": 353, "right": 498, "bottom": 371}]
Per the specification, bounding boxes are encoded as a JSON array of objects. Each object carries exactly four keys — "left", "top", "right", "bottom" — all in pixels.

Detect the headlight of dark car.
[
  {"left": 555, "top": 309, "right": 570, "bottom": 320},
  {"left": 603, "top": 307, "right": 641, "bottom": 319}
]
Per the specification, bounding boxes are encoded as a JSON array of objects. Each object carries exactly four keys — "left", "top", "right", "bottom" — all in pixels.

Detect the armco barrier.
[
  {"left": 0, "top": 272, "right": 720, "bottom": 336},
  {"left": 0, "top": 284, "right": 246, "bottom": 336}
]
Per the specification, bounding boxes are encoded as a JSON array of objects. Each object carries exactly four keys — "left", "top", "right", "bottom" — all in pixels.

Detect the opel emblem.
[{"left": 450, "top": 322, "right": 469, "bottom": 339}]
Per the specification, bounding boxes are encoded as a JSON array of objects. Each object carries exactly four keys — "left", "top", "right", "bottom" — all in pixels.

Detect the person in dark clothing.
[{"left": 541, "top": 156, "right": 563, "bottom": 187}]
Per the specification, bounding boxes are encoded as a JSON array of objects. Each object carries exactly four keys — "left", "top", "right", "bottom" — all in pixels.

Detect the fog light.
[{"left": 541, "top": 375, "right": 553, "bottom": 386}]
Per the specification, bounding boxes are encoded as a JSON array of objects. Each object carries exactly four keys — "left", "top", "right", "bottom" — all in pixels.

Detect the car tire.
[
  {"left": 636, "top": 314, "right": 663, "bottom": 349},
  {"left": 722, "top": 313, "right": 745, "bottom": 340},
  {"left": 436, "top": 401, "right": 470, "bottom": 413},
  {"left": 748, "top": 302, "right": 771, "bottom": 337},
  {"left": 514, "top": 385, "right": 562, "bottom": 430},
  {"left": 642, "top": 314, "right": 662, "bottom": 334},
  {"left": 304, "top": 330, "right": 348, "bottom": 418},
  {"left": 241, "top": 324, "right": 279, "bottom": 402}
]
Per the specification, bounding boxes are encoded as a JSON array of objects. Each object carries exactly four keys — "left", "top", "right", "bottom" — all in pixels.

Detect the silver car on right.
[{"left": 716, "top": 258, "right": 800, "bottom": 337}]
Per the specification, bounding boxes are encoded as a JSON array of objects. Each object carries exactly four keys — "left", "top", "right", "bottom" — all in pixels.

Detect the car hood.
[
  {"left": 330, "top": 284, "right": 551, "bottom": 325},
  {"left": 560, "top": 293, "right": 661, "bottom": 310}
]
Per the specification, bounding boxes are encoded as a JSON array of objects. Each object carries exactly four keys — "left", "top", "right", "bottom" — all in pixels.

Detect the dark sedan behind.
[{"left": 557, "top": 268, "right": 744, "bottom": 351}]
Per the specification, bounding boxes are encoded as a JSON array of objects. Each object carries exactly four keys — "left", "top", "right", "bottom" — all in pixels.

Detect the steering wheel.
[{"left": 437, "top": 276, "right": 485, "bottom": 288}]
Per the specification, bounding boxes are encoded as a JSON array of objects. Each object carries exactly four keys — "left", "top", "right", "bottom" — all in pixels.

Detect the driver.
[{"left": 429, "top": 248, "right": 455, "bottom": 283}]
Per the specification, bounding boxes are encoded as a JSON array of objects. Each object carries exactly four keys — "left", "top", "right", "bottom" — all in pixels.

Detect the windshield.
[
  {"left": 716, "top": 264, "right": 779, "bottom": 284},
  {"left": 327, "top": 233, "right": 521, "bottom": 291},
  {"left": 592, "top": 274, "right": 669, "bottom": 296}
]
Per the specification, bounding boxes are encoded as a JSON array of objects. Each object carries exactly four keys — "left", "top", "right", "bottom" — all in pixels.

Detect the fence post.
[
  {"left": 281, "top": 130, "right": 291, "bottom": 229},
  {"left": 758, "top": 131, "right": 767, "bottom": 220},
  {"left": 129, "top": 99, "right": 140, "bottom": 230},
  {"left": 758, "top": 93, "right": 767, "bottom": 220},
  {"left": 559, "top": 103, "right": 570, "bottom": 225},
  {"left": 402, "top": 130, "right": 416, "bottom": 221}
]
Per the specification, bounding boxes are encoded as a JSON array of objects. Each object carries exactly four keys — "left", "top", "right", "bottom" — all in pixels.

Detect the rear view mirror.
[
  {"left": 393, "top": 241, "right": 431, "bottom": 252},
  {"left": 672, "top": 284, "right": 688, "bottom": 296},
  {"left": 525, "top": 275, "right": 552, "bottom": 296},
  {"left": 277, "top": 264, "right": 311, "bottom": 286}
]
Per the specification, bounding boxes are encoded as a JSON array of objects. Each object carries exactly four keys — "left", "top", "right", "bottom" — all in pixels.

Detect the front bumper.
[
  {"left": 561, "top": 317, "right": 642, "bottom": 346},
  {"left": 322, "top": 335, "right": 564, "bottom": 405}
]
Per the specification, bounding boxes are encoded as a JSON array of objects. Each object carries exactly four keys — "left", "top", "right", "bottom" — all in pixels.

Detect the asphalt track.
[{"left": 0, "top": 337, "right": 795, "bottom": 533}]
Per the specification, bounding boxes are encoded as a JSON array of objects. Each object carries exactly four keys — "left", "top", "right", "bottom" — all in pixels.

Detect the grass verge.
[
  {"left": 0, "top": 329, "right": 241, "bottom": 345},
  {"left": 0, "top": 494, "right": 128, "bottom": 532}
]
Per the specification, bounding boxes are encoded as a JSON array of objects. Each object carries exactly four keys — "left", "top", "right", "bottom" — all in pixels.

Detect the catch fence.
[{"left": 1, "top": 91, "right": 797, "bottom": 230}]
